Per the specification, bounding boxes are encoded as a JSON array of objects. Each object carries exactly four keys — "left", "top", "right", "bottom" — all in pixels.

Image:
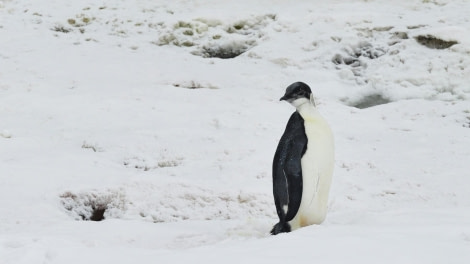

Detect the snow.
[{"left": 1, "top": 0, "right": 470, "bottom": 263}]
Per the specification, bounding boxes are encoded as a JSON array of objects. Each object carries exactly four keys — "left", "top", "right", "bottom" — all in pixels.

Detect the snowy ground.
[{"left": 1, "top": 0, "right": 470, "bottom": 263}]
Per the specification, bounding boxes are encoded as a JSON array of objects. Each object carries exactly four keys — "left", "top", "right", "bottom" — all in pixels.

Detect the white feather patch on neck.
[
  {"left": 290, "top": 97, "right": 313, "bottom": 109},
  {"left": 310, "top": 94, "right": 316, "bottom": 107}
]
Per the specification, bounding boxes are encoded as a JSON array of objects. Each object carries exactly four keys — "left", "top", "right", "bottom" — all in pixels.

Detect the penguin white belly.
[{"left": 288, "top": 109, "right": 334, "bottom": 230}]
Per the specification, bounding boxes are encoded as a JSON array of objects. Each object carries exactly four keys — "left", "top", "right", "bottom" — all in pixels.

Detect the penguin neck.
[
  {"left": 291, "top": 98, "right": 317, "bottom": 113},
  {"left": 291, "top": 98, "right": 321, "bottom": 121}
]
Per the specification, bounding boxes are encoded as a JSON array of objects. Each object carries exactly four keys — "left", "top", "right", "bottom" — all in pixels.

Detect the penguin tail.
[{"left": 270, "top": 221, "right": 291, "bottom": 235}]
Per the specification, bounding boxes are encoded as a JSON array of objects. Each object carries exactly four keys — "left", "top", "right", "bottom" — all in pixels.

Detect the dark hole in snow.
[
  {"left": 351, "top": 94, "right": 392, "bottom": 109},
  {"left": 89, "top": 206, "right": 106, "bottom": 221},
  {"left": 415, "top": 35, "right": 458, "bottom": 49},
  {"left": 59, "top": 191, "right": 123, "bottom": 221}
]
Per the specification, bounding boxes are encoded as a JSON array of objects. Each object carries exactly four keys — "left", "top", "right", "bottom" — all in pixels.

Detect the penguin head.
[{"left": 280, "top": 82, "right": 315, "bottom": 107}]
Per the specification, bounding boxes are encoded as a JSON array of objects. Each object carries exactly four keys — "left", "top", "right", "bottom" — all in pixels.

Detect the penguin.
[{"left": 271, "top": 82, "right": 334, "bottom": 235}]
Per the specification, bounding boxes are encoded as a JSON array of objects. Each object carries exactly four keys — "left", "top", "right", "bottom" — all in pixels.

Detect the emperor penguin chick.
[{"left": 271, "top": 82, "right": 334, "bottom": 235}]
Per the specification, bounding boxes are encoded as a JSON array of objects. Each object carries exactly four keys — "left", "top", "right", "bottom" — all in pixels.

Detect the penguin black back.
[{"left": 271, "top": 111, "right": 308, "bottom": 235}]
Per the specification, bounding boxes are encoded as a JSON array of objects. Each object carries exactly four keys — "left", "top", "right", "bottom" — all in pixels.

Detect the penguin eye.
[{"left": 297, "top": 88, "right": 308, "bottom": 98}]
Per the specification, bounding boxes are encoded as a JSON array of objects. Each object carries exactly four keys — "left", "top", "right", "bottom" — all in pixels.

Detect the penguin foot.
[{"left": 270, "top": 222, "right": 291, "bottom": 235}]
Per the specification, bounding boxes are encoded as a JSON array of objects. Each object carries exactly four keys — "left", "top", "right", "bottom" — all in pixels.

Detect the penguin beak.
[{"left": 280, "top": 95, "right": 288, "bottom": 101}]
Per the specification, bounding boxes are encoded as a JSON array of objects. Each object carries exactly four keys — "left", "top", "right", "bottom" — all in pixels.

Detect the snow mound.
[
  {"left": 128, "top": 182, "right": 275, "bottom": 223},
  {"left": 333, "top": 40, "right": 388, "bottom": 84},
  {"left": 124, "top": 156, "right": 183, "bottom": 171},
  {"left": 155, "top": 14, "right": 276, "bottom": 58},
  {"left": 0, "top": 129, "right": 12, "bottom": 138},
  {"left": 60, "top": 189, "right": 127, "bottom": 221},
  {"left": 60, "top": 183, "right": 275, "bottom": 223},
  {"left": 333, "top": 24, "right": 470, "bottom": 104}
]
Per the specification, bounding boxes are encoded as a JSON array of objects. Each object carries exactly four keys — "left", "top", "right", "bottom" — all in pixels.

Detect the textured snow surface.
[{"left": 1, "top": 0, "right": 470, "bottom": 263}]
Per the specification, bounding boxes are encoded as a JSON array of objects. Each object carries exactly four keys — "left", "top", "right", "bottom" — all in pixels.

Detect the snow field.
[{"left": 1, "top": 0, "right": 470, "bottom": 263}]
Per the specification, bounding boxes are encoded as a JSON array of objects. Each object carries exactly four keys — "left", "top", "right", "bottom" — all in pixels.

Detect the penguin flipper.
[{"left": 272, "top": 112, "right": 307, "bottom": 234}]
